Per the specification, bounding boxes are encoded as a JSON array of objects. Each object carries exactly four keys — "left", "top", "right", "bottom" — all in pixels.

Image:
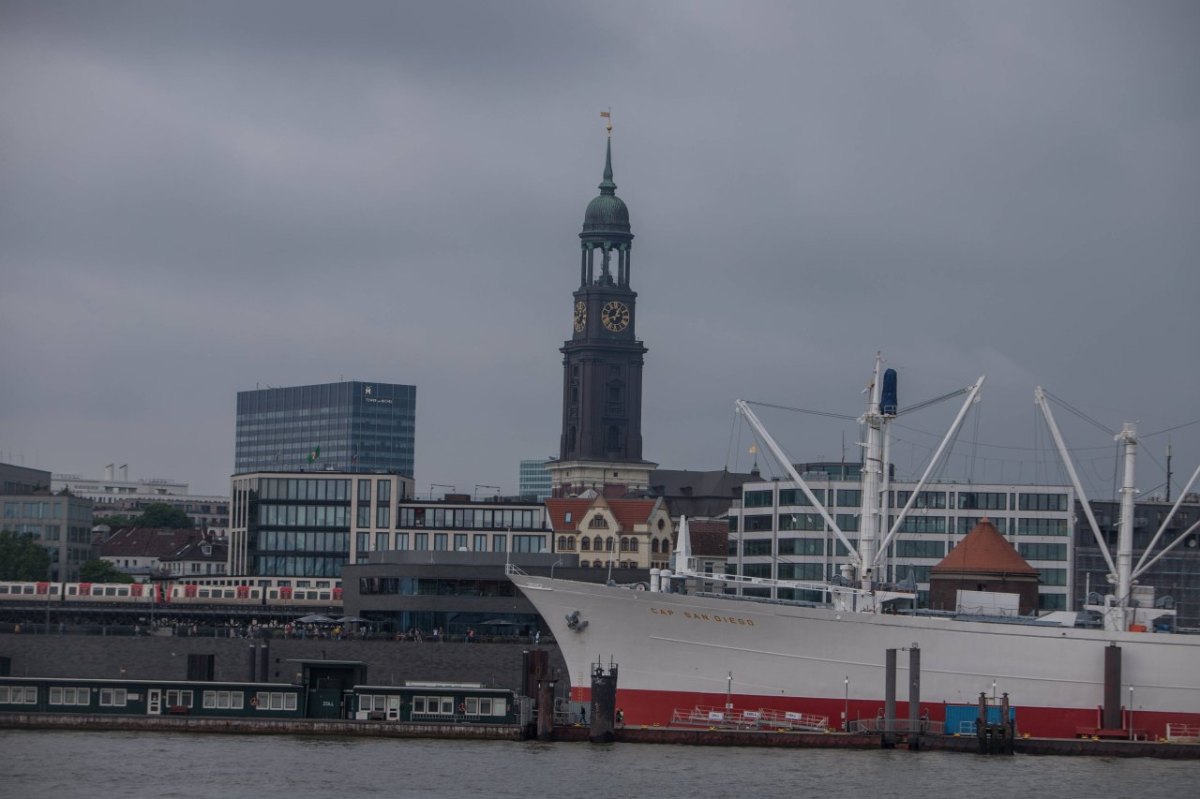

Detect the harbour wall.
[
  {"left": 0, "top": 713, "right": 525, "bottom": 740},
  {"left": 0, "top": 633, "right": 568, "bottom": 690}
]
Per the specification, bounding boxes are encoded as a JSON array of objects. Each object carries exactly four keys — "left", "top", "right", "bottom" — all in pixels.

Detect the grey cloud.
[{"left": 1, "top": 1, "right": 1197, "bottom": 499}]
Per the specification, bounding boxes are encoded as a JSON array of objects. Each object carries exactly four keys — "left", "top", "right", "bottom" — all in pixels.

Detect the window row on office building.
[{"left": 727, "top": 478, "right": 1076, "bottom": 611}]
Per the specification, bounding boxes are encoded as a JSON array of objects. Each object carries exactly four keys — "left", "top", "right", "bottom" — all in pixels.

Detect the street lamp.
[{"left": 844, "top": 675, "right": 850, "bottom": 732}]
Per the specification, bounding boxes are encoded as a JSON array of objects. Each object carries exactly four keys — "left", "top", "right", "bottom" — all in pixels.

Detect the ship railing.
[
  {"left": 1165, "top": 723, "right": 1200, "bottom": 743},
  {"left": 410, "top": 711, "right": 476, "bottom": 723},
  {"left": 753, "top": 707, "right": 829, "bottom": 731},
  {"left": 669, "top": 705, "right": 828, "bottom": 732},
  {"left": 670, "top": 706, "right": 746, "bottom": 728},
  {"left": 848, "top": 717, "right": 935, "bottom": 735}
]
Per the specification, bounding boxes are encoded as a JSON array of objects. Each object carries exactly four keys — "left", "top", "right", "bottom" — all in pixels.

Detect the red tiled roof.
[
  {"left": 545, "top": 497, "right": 662, "bottom": 532},
  {"left": 610, "top": 499, "right": 660, "bottom": 530},
  {"left": 686, "top": 519, "right": 728, "bottom": 558},
  {"left": 98, "top": 528, "right": 198, "bottom": 559},
  {"left": 161, "top": 539, "right": 228, "bottom": 563},
  {"left": 931, "top": 518, "right": 1037, "bottom": 576}
]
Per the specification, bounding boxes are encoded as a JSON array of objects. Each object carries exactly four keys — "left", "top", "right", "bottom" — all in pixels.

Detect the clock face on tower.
[
  {"left": 573, "top": 301, "right": 587, "bottom": 332},
  {"left": 601, "top": 300, "right": 630, "bottom": 332}
]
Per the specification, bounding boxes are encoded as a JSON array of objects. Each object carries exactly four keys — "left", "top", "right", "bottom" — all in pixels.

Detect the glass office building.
[
  {"left": 518, "top": 459, "right": 553, "bottom": 502},
  {"left": 230, "top": 471, "right": 415, "bottom": 577},
  {"left": 235, "top": 382, "right": 416, "bottom": 477}
]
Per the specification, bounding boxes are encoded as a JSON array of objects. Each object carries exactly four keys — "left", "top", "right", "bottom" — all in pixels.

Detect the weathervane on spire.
[{"left": 600, "top": 108, "right": 612, "bottom": 137}]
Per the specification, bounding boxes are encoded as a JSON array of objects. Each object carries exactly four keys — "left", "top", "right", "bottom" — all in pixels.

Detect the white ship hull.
[{"left": 513, "top": 574, "right": 1200, "bottom": 739}]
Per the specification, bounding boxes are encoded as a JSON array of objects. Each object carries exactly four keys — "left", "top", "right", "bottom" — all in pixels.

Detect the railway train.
[
  {"left": 0, "top": 579, "right": 343, "bottom": 608},
  {"left": 0, "top": 676, "right": 524, "bottom": 725}
]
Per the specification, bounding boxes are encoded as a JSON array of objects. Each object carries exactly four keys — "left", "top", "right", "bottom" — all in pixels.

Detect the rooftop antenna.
[{"left": 1165, "top": 441, "right": 1173, "bottom": 503}]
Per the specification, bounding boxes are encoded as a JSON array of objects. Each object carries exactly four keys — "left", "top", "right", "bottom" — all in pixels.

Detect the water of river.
[{"left": 3, "top": 730, "right": 1197, "bottom": 799}]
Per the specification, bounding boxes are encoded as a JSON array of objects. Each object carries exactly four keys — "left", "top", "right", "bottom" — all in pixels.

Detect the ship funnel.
[{"left": 881, "top": 368, "right": 898, "bottom": 417}]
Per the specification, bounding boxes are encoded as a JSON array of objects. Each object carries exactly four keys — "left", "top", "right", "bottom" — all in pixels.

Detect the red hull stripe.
[{"left": 581, "top": 687, "right": 1200, "bottom": 741}]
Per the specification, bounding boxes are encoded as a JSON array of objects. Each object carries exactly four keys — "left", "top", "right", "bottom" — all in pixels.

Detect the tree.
[
  {"left": 133, "top": 503, "right": 194, "bottom": 529},
  {"left": 94, "top": 514, "right": 136, "bottom": 529},
  {"left": 0, "top": 531, "right": 53, "bottom": 580},
  {"left": 79, "top": 559, "right": 134, "bottom": 583}
]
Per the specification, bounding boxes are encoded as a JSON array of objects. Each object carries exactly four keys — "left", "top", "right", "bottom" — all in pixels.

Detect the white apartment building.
[
  {"left": 54, "top": 466, "right": 230, "bottom": 534},
  {"left": 728, "top": 470, "right": 1075, "bottom": 612}
]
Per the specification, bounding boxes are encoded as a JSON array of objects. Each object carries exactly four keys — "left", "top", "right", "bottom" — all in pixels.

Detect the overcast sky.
[{"left": 2, "top": 1, "right": 1197, "bottom": 501}]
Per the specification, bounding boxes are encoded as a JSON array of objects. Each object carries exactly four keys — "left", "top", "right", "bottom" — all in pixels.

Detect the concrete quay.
[
  {"left": 0, "top": 712, "right": 524, "bottom": 740},
  {"left": 553, "top": 725, "right": 1200, "bottom": 759}
]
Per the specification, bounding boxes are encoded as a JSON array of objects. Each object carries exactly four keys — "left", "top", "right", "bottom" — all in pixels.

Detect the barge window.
[
  {"left": 203, "top": 690, "right": 242, "bottom": 709},
  {"left": 2, "top": 686, "right": 38, "bottom": 704},
  {"left": 360, "top": 695, "right": 387, "bottom": 712},
  {"left": 50, "top": 686, "right": 91, "bottom": 706},
  {"left": 254, "top": 691, "right": 294, "bottom": 710},
  {"left": 468, "top": 698, "right": 498, "bottom": 716},
  {"left": 100, "top": 688, "right": 128, "bottom": 707},
  {"left": 416, "top": 696, "right": 453, "bottom": 715},
  {"left": 166, "top": 690, "right": 193, "bottom": 708}
]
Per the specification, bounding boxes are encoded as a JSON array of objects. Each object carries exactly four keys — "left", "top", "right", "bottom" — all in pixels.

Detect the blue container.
[{"left": 944, "top": 703, "right": 1016, "bottom": 735}]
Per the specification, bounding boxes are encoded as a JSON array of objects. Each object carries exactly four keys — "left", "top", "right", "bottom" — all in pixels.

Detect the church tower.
[{"left": 548, "top": 124, "right": 656, "bottom": 497}]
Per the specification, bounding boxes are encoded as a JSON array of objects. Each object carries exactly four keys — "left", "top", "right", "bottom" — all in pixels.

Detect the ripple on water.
[{"left": 2, "top": 730, "right": 1198, "bottom": 799}]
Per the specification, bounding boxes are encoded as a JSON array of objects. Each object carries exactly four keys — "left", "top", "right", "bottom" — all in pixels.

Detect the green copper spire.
[
  {"left": 599, "top": 136, "right": 616, "bottom": 194},
  {"left": 581, "top": 128, "right": 632, "bottom": 242}
]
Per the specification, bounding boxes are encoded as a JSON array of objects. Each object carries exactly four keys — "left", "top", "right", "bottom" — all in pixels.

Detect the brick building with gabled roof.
[
  {"left": 97, "top": 527, "right": 203, "bottom": 581},
  {"left": 930, "top": 517, "right": 1040, "bottom": 614},
  {"left": 160, "top": 536, "right": 228, "bottom": 578},
  {"left": 546, "top": 495, "right": 673, "bottom": 570}
]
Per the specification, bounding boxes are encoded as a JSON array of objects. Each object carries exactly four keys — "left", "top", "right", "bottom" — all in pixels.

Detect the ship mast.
[
  {"left": 1034, "top": 389, "right": 1129, "bottom": 629},
  {"left": 1115, "top": 423, "right": 1138, "bottom": 626},
  {"left": 1034, "top": 389, "right": 1197, "bottom": 632},
  {"left": 855, "top": 355, "right": 886, "bottom": 590},
  {"left": 735, "top": 354, "right": 983, "bottom": 604}
]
